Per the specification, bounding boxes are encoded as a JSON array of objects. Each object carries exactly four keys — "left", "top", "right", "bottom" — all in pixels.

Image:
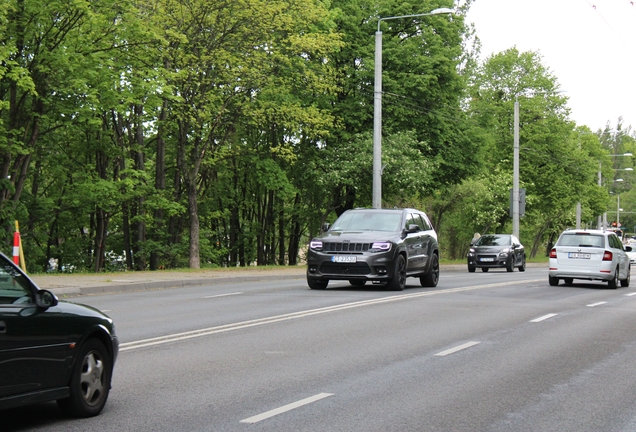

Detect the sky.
[{"left": 466, "top": 0, "right": 636, "bottom": 132}]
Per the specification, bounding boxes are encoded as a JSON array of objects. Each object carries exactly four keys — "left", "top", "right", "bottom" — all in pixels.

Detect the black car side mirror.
[
  {"left": 35, "top": 290, "right": 58, "bottom": 309},
  {"left": 321, "top": 223, "right": 330, "bottom": 233}
]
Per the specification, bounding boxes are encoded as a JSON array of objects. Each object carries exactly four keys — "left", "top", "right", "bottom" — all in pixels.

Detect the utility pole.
[{"left": 512, "top": 98, "right": 520, "bottom": 239}]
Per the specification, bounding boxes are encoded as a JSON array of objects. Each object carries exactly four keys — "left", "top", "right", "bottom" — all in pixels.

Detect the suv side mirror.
[
  {"left": 321, "top": 223, "right": 330, "bottom": 233},
  {"left": 407, "top": 224, "right": 420, "bottom": 234}
]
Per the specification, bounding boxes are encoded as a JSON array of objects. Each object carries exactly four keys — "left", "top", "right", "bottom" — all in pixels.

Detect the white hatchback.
[{"left": 549, "top": 229, "right": 631, "bottom": 288}]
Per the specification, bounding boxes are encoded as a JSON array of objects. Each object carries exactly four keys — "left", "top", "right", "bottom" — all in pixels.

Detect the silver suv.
[{"left": 548, "top": 229, "right": 631, "bottom": 288}]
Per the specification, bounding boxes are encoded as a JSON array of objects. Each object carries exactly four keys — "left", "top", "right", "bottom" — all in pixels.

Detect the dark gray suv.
[{"left": 306, "top": 208, "right": 439, "bottom": 290}]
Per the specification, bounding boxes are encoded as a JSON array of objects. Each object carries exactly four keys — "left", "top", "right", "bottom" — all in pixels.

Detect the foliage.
[{"left": 0, "top": 1, "right": 634, "bottom": 272}]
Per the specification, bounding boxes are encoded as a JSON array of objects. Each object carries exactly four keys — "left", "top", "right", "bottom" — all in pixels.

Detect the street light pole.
[
  {"left": 600, "top": 155, "right": 633, "bottom": 229},
  {"left": 372, "top": 7, "right": 453, "bottom": 209},
  {"left": 513, "top": 98, "right": 520, "bottom": 238},
  {"left": 373, "top": 28, "right": 383, "bottom": 209},
  {"left": 598, "top": 161, "right": 602, "bottom": 228}
]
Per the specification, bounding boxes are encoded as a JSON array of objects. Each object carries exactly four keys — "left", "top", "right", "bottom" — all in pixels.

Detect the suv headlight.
[
  {"left": 370, "top": 242, "right": 392, "bottom": 252},
  {"left": 309, "top": 240, "right": 323, "bottom": 250}
]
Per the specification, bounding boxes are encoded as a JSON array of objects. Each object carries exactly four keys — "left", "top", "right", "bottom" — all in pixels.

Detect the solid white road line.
[
  {"left": 203, "top": 292, "right": 243, "bottom": 299},
  {"left": 587, "top": 302, "right": 607, "bottom": 307},
  {"left": 240, "top": 393, "right": 334, "bottom": 424},
  {"left": 120, "top": 279, "right": 544, "bottom": 352},
  {"left": 530, "top": 313, "right": 558, "bottom": 323},
  {"left": 626, "top": 292, "right": 636, "bottom": 297},
  {"left": 435, "top": 341, "right": 481, "bottom": 357}
]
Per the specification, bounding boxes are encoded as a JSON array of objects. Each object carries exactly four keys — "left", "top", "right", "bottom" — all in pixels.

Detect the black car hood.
[{"left": 56, "top": 300, "right": 113, "bottom": 321}]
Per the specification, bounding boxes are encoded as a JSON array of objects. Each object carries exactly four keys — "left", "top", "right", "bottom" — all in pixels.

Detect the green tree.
[{"left": 457, "top": 47, "right": 604, "bottom": 257}]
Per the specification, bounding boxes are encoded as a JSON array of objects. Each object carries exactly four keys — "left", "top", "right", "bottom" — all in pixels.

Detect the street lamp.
[
  {"left": 513, "top": 98, "right": 520, "bottom": 237},
  {"left": 372, "top": 7, "right": 454, "bottom": 208},
  {"left": 597, "top": 155, "right": 633, "bottom": 228}
]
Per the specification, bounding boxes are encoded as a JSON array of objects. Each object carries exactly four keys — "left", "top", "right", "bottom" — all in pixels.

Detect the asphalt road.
[{"left": 5, "top": 266, "right": 636, "bottom": 431}]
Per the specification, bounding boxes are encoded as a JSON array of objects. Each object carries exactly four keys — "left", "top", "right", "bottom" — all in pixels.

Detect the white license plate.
[
  {"left": 568, "top": 253, "right": 591, "bottom": 259},
  {"left": 480, "top": 257, "right": 494, "bottom": 262},
  {"left": 332, "top": 255, "right": 357, "bottom": 263}
]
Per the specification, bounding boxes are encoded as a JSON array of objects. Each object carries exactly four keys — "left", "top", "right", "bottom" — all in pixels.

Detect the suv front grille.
[
  {"left": 322, "top": 242, "right": 370, "bottom": 252},
  {"left": 319, "top": 262, "right": 371, "bottom": 275}
]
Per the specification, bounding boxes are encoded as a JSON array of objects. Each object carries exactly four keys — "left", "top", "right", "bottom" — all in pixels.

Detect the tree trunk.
[
  {"left": 266, "top": 189, "right": 275, "bottom": 264},
  {"left": 278, "top": 201, "right": 285, "bottom": 265},
  {"left": 150, "top": 99, "right": 168, "bottom": 270},
  {"left": 187, "top": 176, "right": 200, "bottom": 268},
  {"left": 287, "top": 194, "right": 301, "bottom": 266},
  {"left": 93, "top": 207, "right": 109, "bottom": 272}
]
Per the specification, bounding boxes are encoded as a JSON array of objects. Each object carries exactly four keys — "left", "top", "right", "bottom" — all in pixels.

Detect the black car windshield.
[
  {"left": 0, "top": 256, "right": 33, "bottom": 303},
  {"left": 557, "top": 233, "right": 605, "bottom": 248},
  {"left": 330, "top": 212, "right": 402, "bottom": 232},
  {"left": 475, "top": 234, "right": 511, "bottom": 246}
]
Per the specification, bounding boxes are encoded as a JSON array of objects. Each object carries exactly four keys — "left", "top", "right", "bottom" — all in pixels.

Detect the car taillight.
[
  {"left": 549, "top": 248, "right": 557, "bottom": 259},
  {"left": 603, "top": 251, "right": 613, "bottom": 261}
]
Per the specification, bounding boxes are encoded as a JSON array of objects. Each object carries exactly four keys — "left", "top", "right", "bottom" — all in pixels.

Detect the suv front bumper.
[{"left": 307, "top": 250, "right": 397, "bottom": 282}]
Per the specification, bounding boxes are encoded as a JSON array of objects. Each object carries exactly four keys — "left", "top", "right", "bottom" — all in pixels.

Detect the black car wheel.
[
  {"left": 518, "top": 256, "right": 526, "bottom": 272},
  {"left": 58, "top": 338, "right": 112, "bottom": 418},
  {"left": 608, "top": 267, "right": 619, "bottom": 289},
  {"left": 563, "top": 278, "right": 573, "bottom": 285},
  {"left": 481, "top": 267, "right": 489, "bottom": 273},
  {"left": 621, "top": 265, "right": 630, "bottom": 287},
  {"left": 548, "top": 276, "right": 559, "bottom": 286},
  {"left": 307, "top": 278, "right": 328, "bottom": 290},
  {"left": 420, "top": 253, "right": 439, "bottom": 287},
  {"left": 506, "top": 258, "right": 514, "bottom": 272},
  {"left": 349, "top": 279, "right": 366, "bottom": 286},
  {"left": 387, "top": 254, "right": 406, "bottom": 291},
  {"left": 468, "top": 265, "right": 476, "bottom": 273}
]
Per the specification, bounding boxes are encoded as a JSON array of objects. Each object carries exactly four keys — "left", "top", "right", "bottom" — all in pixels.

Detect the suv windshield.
[
  {"left": 557, "top": 233, "right": 605, "bottom": 248},
  {"left": 475, "top": 235, "right": 510, "bottom": 246},
  {"left": 330, "top": 212, "right": 402, "bottom": 232}
]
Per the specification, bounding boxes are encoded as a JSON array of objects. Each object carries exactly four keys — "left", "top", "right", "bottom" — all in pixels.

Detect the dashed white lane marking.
[
  {"left": 435, "top": 341, "right": 481, "bottom": 357},
  {"left": 587, "top": 302, "right": 607, "bottom": 307},
  {"left": 203, "top": 292, "right": 243, "bottom": 299},
  {"left": 120, "top": 279, "right": 543, "bottom": 352},
  {"left": 530, "top": 313, "right": 558, "bottom": 322},
  {"left": 240, "top": 393, "right": 334, "bottom": 424},
  {"left": 626, "top": 293, "right": 636, "bottom": 297}
]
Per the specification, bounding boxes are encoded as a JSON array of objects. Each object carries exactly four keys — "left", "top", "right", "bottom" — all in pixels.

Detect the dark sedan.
[
  {"left": 0, "top": 253, "right": 118, "bottom": 417},
  {"left": 467, "top": 234, "right": 526, "bottom": 272}
]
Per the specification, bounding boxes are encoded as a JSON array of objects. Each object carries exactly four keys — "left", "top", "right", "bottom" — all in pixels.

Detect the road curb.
[
  {"left": 51, "top": 274, "right": 307, "bottom": 297},
  {"left": 47, "top": 263, "right": 547, "bottom": 297}
]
